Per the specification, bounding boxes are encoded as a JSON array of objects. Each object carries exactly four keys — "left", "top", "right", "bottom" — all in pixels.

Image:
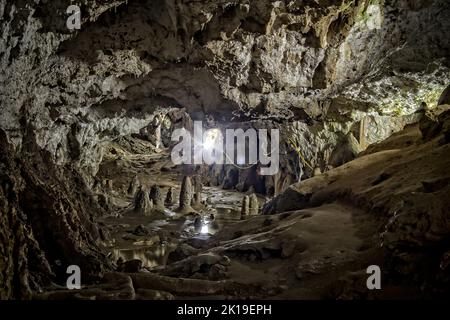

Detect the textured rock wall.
[
  {"left": 1, "top": 1, "right": 449, "bottom": 176},
  {"left": 0, "top": 129, "right": 110, "bottom": 299}
]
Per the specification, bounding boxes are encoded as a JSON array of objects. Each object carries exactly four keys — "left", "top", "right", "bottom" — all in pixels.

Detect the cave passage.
[{"left": 1, "top": 0, "right": 450, "bottom": 301}]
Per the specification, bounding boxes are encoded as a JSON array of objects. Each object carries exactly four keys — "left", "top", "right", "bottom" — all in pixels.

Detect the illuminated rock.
[
  {"left": 178, "top": 176, "right": 194, "bottom": 213},
  {"left": 241, "top": 195, "right": 250, "bottom": 219},
  {"left": 249, "top": 193, "right": 259, "bottom": 215}
]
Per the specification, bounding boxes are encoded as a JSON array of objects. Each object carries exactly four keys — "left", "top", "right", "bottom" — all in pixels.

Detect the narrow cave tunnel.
[{"left": 1, "top": 0, "right": 450, "bottom": 304}]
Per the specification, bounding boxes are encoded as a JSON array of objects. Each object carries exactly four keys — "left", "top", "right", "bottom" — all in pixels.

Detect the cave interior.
[{"left": 0, "top": 0, "right": 450, "bottom": 300}]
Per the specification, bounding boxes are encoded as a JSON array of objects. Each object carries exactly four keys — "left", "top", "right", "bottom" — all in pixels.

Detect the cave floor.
[
  {"left": 38, "top": 124, "right": 444, "bottom": 300},
  {"left": 97, "top": 139, "right": 265, "bottom": 271},
  {"left": 89, "top": 137, "right": 390, "bottom": 300}
]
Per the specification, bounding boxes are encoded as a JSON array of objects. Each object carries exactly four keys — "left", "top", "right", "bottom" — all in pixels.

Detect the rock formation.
[
  {"left": 178, "top": 176, "right": 194, "bottom": 213},
  {"left": 165, "top": 187, "right": 175, "bottom": 206},
  {"left": 241, "top": 195, "right": 250, "bottom": 219},
  {"left": 0, "top": 129, "right": 109, "bottom": 299},
  {"left": 249, "top": 194, "right": 259, "bottom": 216},
  {"left": 97, "top": 194, "right": 110, "bottom": 211},
  {"left": 127, "top": 175, "right": 140, "bottom": 196},
  {"left": 149, "top": 185, "right": 165, "bottom": 212},
  {"left": 133, "top": 187, "right": 153, "bottom": 216},
  {"left": 103, "top": 179, "right": 114, "bottom": 192},
  {"left": 193, "top": 215, "right": 203, "bottom": 233},
  {"left": 147, "top": 116, "right": 162, "bottom": 149},
  {"left": 192, "top": 176, "right": 203, "bottom": 208},
  {"left": 438, "top": 84, "right": 450, "bottom": 106}
]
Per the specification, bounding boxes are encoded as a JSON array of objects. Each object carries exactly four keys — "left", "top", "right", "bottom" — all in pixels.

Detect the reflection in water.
[
  {"left": 215, "top": 207, "right": 240, "bottom": 220},
  {"left": 112, "top": 243, "right": 171, "bottom": 268},
  {"left": 110, "top": 201, "right": 242, "bottom": 268}
]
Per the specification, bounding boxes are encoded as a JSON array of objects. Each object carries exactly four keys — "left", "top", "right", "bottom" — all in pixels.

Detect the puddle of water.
[
  {"left": 112, "top": 243, "right": 174, "bottom": 268},
  {"left": 215, "top": 207, "right": 241, "bottom": 220}
]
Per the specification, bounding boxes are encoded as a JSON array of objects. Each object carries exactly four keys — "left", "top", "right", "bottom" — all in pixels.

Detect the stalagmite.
[
  {"left": 155, "top": 116, "right": 162, "bottom": 149},
  {"left": 127, "top": 175, "right": 140, "bottom": 196},
  {"left": 193, "top": 215, "right": 202, "bottom": 232},
  {"left": 103, "top": 179, "right": 113, "bottom": 191},
  {"left": 178, "top": 176, "right": 194, "bottom": 213},
  {"left": 148, "top": 116, "right": 162, "bottom": 149},
  {"left": 241, "top": 195, "right": 250, "bottom": 219},
  {"left": 249, "top": 193, "right": 259, "bottom": 215},
  {"left": 313, "top": 167, "right": 322, "bottom": 176},
  {"left": 149, "top": 185, "right": 165, "bottom": 212},
  {"left": 134, "top": 187, "right": 153, "bottom": 216},
  {"left": 208, "top": 214, "right": 220, "bottom": 233},
  {"left": 97, "top": 194, "right": 110, "bottom": 211},
  {"left": 359, "top": 116, "right": 367, "bottom": 150},
  {"left": 192, "top": 175, "right": 203, "bottom": 208},
  {"left": 165, "top": 187, "right": 174, "bottom": 206}
]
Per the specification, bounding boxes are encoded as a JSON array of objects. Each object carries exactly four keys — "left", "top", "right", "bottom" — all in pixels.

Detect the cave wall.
[
  {"left": 0, "top": 128, "right": 110, "bottom": 299},
  {"left": 1, "top": 0, "right": 449, "bottom": 181}
]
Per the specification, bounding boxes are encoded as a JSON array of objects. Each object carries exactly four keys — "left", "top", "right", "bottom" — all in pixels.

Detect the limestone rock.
[
  {"left": 192, "top": 175, "right": 203, "bottom": 208},
  {"left": 193, "top": 215, "right": 203, "bottom": 233},
  {"left": 134, "top": 187, "right": 153, "bottom": 216},
  {"left": 97, "top": 193, "right": 110, "bottom": 211},
  {"left": 148, "top": 116, "right": 162, "bottom": 149},
  {"left": 420, "top": 105, "right": 450, "bottom": 140},
  {"left": 149, "top": 185, "right": 165, "bottom": 212},
  {"left": 165, "top": 187, "right": 175, "bottom": 206},
  {"left": 167, "top": 244, "right": 202, "bottom": 265},
  {"left": 329, "top": 133, "right": 361, "bottom": 168},
  {"left": 103, "top": 179, "right": 114, "bottom": 191},
  {"left": 127, "top": 175, "right": 140, "bottom": 196},
  {"left": 178, "top": 176, "right": 194, "bottom": 213},
  {"left": 241, "top": 195, "right": 250, "bottom": 219},
  {"left": 132, "top": 224, "right": 150, "bottom": 236},
  {"left": 135, "top": 289, "right": 174, "bottom": 300},
  {"left": 249, "top": 193, "right": 259, "bottom": 215},
  {"left": 438, "top": 84, "right": 450, "bottom": 106},
  {"left": 117, "top": 259, "right": 143, "bottom": 273}
]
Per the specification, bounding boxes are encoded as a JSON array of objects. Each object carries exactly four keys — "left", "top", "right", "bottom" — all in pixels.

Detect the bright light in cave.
[
  {"left": 203, "top": 128, "right": 221, "bottom": 151},
  {"left": 200, "top": 224, "right": 209, "bottom": 235}
]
